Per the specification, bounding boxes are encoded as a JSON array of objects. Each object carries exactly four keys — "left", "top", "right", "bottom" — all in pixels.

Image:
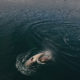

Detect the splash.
[{"left": 16, "top": 49, "right": 53, "bottom": 76}]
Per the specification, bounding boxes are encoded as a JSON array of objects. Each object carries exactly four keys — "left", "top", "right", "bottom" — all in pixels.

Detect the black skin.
[{"left": 0, "top": 1, "right": 80, "bottom": 80}]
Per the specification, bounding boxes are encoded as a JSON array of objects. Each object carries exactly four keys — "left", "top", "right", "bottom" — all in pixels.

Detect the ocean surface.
[{"left": 0, "top": 0, "right": 80, "bottom": 80}]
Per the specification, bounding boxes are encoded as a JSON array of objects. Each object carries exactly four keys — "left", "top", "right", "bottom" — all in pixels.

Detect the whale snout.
[{"left": 25, "top": 51, "right": 53, "bottom": 66}]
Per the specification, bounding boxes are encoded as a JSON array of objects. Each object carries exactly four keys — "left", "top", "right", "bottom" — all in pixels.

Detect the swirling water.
[{"left": 0, "top": 3, "right": 80, "bottom": 80}]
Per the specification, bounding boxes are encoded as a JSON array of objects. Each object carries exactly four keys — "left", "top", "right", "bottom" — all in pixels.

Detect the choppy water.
[{"left": 0, "top": 1, "right": 80, "bottom": 80}]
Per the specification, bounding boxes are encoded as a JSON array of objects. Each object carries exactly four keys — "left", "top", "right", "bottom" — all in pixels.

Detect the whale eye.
[{"left": 31, "top": 57, "right": 34, "bottom": 61}]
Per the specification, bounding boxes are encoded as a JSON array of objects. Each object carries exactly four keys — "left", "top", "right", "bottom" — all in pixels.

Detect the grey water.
[{"left": 0, "top": 0, "right": 80, "bottom": 80}]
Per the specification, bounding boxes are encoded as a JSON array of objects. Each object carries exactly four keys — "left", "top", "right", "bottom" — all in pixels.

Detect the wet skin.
[{"left": 25, "top": 51, "right": 52, "bottom": 67}]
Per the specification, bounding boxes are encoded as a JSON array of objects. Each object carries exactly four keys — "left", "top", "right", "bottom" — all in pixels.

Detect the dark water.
[{"left": 0, "top": 1, "right": 80, "bottom": 80}]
